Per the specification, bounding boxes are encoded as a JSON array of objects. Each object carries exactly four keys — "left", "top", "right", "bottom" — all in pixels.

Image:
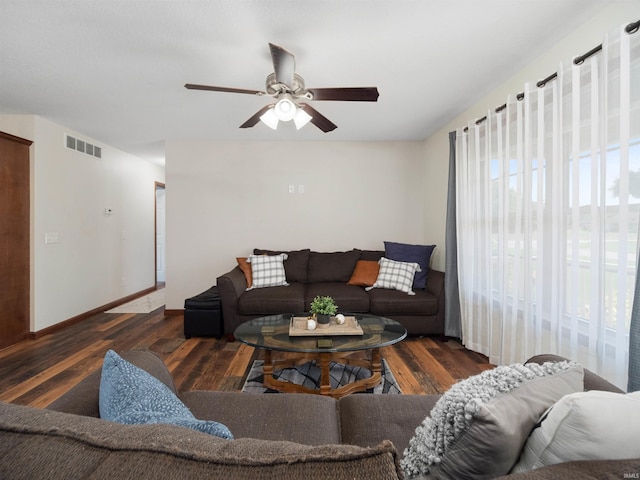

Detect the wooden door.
[{"left": 0, "top": 131, "right": 31, "bottom": 349}]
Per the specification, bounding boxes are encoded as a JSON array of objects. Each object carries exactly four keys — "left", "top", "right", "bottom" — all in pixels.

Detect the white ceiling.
[{"left": 0, "top": 0, "right": 614, "bottom": 163}]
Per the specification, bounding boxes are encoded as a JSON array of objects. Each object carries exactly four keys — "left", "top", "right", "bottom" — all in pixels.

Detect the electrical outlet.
[{"left": 298, "top": 185, "right": 305, "bottom": 194}]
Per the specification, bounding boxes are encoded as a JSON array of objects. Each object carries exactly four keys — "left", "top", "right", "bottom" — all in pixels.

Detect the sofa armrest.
[
  {"left": 525, "top": 354, "right": 624, "bottom": 393},
  {"left": 426, "top": 269, "right": 445, "bottom": 334},
  {"left": 426, "top": 269, "right": 444, "bottom": 298},
  {"left": 497, "top": 458, "right": 640, "bottom": 479},
  {"left": 216, "top": 266, "right": 247, "bottom": 335}
]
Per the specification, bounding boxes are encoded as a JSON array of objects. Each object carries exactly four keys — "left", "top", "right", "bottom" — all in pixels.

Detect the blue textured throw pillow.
[
  {"left": 384, "top": 241, "right": 435, "bottom": 289},
  {"left": 99, "top": 350, "right": 233, "bottom": 439}
]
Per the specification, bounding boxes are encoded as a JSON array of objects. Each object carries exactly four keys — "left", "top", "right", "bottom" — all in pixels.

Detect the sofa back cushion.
[
  {"left": 0, "top": 401, "right": 403, "bottom": 480},
  {"left": 307, "top": 250, "right": 361, "bottom": 283},
  {"left": 359, "top": 250, "right": 385, "bottom": 262},
  {"left": 253, "top": 248, "right": 310, "bottom": 283}
]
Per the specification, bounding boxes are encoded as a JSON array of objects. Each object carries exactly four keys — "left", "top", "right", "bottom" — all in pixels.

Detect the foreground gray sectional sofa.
[{"left": 1, "top": 349, "right": 638, "bottom": 479}]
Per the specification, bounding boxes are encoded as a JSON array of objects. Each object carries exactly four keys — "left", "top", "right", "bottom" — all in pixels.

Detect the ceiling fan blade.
[
  {"left": 299, "top": 103, "right": 337, "bottom": 132},
  {"left": 185, "top": 83, "right": 265, "bottom": 96},
  {"left": 239, "top": 104, "right": 274, "bottom": 128},
  {"left": 306, "top": 87, "right": 379, "bottom": 102},
  {"left": 269, "top": 43, "right": 295, "bottom": 87}
]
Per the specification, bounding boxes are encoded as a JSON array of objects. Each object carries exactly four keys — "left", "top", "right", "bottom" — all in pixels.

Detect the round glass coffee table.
[{"left": 234, "top": 313, "right": 407, "bottom": 398}]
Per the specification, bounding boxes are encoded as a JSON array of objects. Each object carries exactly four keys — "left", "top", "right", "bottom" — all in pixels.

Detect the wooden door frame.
[{"left": 154, "top": 182, "right": 165, "bottom": 288}]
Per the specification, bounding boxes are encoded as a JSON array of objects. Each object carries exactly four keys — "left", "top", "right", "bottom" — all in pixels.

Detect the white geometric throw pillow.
[
  {"left": 366, "top": 257, "right": 421, "bottom": 295},
  {"left": 246, "top": 253, "right": 289, "bottom": 290}
]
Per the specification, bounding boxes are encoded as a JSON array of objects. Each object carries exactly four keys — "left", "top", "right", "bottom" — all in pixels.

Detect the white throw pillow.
[
  {"left": 366, "top": 257, "right": 421, "bottom": 295},
  {"left": 246, "top": 253, "right": 289, "bottom": 289},
  {"left": 511, "top": 390, "right": 640, "bottom": 473}
]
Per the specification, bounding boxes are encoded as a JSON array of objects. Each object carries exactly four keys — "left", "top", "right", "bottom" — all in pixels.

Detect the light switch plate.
[{"left": 45, "top": 232, "right": 60, "bottom": 244}]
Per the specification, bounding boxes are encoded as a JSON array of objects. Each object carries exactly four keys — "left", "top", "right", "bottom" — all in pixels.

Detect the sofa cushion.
[
  {"left": 247, "top": 253, "right": 289, "bottom": 289},
  {"left": 384, "top": 241, "right": 435, "bottom": 289},
  {"left": 367, "top": 257, "right": 421, "bottom": 296},
  {"left": 368, "top": 288, "right": 438, "bottom": 316},
  {"left": 182, "top": 391, "right": 342, "bottom": 445},
  {"left": 401, "top": 361, "right": 584, "bottom": 480},
  {"left": 254, "top": 248, "right": 310, "bottom": 283},
  {"left": 307, "top": 250, "right": 361, "bottom": 283},
  {"left": 339, "top": 394, "right": 440, "bottom": 455},
  {"left": 0, "top": 401, "right": 403, "bottom": 480},
  {"left": 348, "top": 260, "right": 380, "bottom": 287},
  {"left": 305, "top": 283, "right": 370, "bottom": 313},
  {"left": 359, "top": 250, "right": 385, "bottom": 262},
  {"left": 99, "top": 350, "right": 233, "bottom": 439},
  {"left": 239, "top": 283, "right": 306, "bottom": 315},
  {"left": 511, "top": 390, "right": 640, "bottom": 474}
]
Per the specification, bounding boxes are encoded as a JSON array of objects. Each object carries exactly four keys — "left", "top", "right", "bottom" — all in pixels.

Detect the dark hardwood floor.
[{"left": 0, "top": 308, "right": 492, "bottom": 408}]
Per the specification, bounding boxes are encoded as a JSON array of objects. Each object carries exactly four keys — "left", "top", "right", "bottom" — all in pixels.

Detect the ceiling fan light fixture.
[
  {"left": 274, "top": 96, "right": 297, "bottom": 121},
  {"left": 259, "top": 108, "right": 279, "bottom": 130},
  {"left": 186, "top": 43, "right": 379, "bottom": 133},
  {"left": 293, "top": 107, "right": 312, "bottom": 130}
]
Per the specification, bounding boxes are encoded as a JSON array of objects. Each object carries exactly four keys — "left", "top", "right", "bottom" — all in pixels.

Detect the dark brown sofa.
[
  {"left": 1, "top": 350, "right": 637, "bottom": 479},
  {"left": 217, "top": 248, "right": 445, "bottom": 336}
]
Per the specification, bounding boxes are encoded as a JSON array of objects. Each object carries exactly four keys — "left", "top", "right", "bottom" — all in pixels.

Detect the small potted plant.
[{"left": 309, "top": 295, "right": 338, "bottom": 328}]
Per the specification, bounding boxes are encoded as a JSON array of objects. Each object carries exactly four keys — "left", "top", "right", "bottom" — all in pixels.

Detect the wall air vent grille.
[{"left": 64, "top": 134, "right": 102, "bottom": 159}]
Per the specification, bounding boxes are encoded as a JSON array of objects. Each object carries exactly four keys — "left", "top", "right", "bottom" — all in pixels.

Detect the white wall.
[
  {"left": 421, "top": 2, "right": 639, "bottom": 272},
  {"left": 165, "top": 140, "right": 427, "bottom": 309},
  {"left": 0, "top": 114, "right": 165, "bottom": 332}
]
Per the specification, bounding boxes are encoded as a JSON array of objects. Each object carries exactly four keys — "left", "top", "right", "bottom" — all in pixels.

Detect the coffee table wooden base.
[{"left": 262, "top": 348, "right": 382, "bottom": 399}]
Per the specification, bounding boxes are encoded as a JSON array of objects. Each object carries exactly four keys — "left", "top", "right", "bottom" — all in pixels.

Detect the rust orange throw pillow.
[
  {"left": 236, "top": 257, "right": 253, "bottom": 288},
  {"left": 347, "top": 260, "right": 380, "bottom": 287}
]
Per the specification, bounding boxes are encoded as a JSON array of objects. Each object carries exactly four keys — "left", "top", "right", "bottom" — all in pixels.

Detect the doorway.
[{"left": 155, "top": 182, "right": 166, "bottom": 288}]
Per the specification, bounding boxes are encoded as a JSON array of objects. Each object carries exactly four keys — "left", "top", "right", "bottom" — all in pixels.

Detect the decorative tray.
[{"left": 289, "top": 316, "right": 364, "bottom": 336}]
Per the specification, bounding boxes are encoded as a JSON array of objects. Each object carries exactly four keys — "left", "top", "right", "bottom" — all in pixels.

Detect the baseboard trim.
[
  {"left": 164, "top": 309, "right": 183, "bottom": 316},
  {"left": 30, "top": 286, "right": 158, "bottom": 339}
]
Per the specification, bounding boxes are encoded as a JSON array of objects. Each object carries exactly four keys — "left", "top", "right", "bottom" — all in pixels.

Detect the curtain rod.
[{"left": 464, "top": 19, "right": 639, "bottom": 131}]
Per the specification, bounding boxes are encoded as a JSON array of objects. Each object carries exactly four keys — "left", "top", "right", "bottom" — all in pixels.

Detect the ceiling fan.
[{"left": 185, "top": 43, "right": 379, "bottom": 132}]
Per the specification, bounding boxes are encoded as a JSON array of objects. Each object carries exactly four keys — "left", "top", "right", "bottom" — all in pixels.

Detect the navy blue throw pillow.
[{"left": 384, "top": 241, "right": 435, "bottom": 289}]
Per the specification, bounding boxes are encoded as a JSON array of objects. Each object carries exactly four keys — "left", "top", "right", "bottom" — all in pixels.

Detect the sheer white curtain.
[{"left": 455, "top": 22, "right": 639, "bottom": 389}]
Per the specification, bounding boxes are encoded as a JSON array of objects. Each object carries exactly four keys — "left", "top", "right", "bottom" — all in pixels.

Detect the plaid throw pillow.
[
  {"left": 246, "top": 253, "right": 289, "bottom": 290},
  {"left": 366, "top": 257, "right": 421, "bottom": 295}
]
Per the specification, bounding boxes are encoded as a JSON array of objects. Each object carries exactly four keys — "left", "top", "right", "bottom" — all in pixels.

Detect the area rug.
[
  {"left": 105, "top": 288, "right": 165, "bottom": 314},
  {"left": 242, "top": 359, "right": 402, "bottom": 394}
]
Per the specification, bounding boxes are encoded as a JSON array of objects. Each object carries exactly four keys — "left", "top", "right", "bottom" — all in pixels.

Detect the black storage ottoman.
[{"left": 183, "top": 286, "right": 224, "bottom": 339}]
